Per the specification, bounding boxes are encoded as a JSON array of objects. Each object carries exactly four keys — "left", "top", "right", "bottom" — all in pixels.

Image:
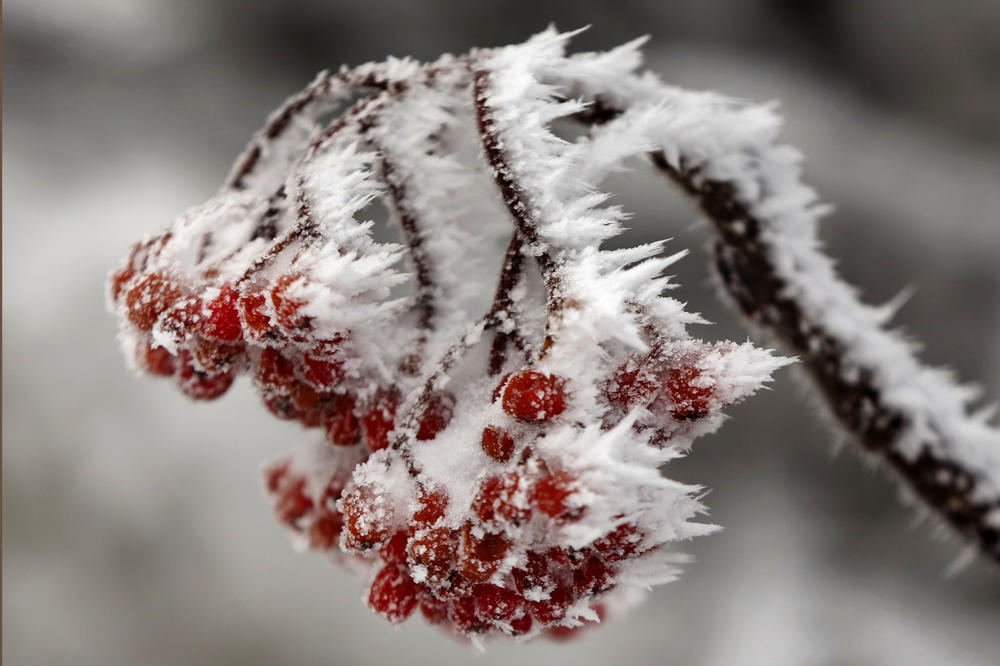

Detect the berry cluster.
[
  {"left": 108, "top": 31, "right": 792, "bottom": 644},
  {"left": 260, "top": 362, "right": 737, "bottom": 640}
]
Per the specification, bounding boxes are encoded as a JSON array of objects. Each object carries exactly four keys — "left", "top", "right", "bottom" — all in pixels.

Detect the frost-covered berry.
[
  {"left": 136, "top": 341, "right": 177, "bottom": 377},
  {"left": 665, "top": 366, "right": 711, "bottom": 421},
  {"left": 202, "top": 284, "right": 243, "bottom": 342},
  {"left": 406, "top": 526, "right": 456, "bottom": 587},
  {"left": 125, "top": 272, "right": 184, "bottom": 331},
  {"left": 362, "top": 389, "right": 399, "bottom": 452},
  {"left": 271, "top": 273, "right": 312, "bottom": 335},
  {"left": 501, "top": 371, "right": 567, "bottom": 422},
  {"left": 302, "top": 353, "right": 345, "bottom": 390},
  {"left": 340, "top": 484, "right": 394, "bottom": 551},
  {"left": 457, "top": 525, "right": 510, "bottom": 583},
  {"left": 176, "top": 351, "right": 234, "bottom": 400},
  {"left": 533, "top": 469, "right": 579, "bottom": 520},
  {"left": 481, "top": 426, "right": 516, "bottom": 462},
  {"left": 368, "top": 565, "right": 419, "bottom": 624},
  {"left": 324, "top": 394, "right": 360, "bottom": 446}
]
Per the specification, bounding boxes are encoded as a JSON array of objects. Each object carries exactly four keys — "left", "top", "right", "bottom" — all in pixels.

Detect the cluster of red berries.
[
  {"left": 109, "top": 250, "right": 456, "bottom": 450},
  {"left": 260, "top": 366, "right": 715, "bottom": 639},
  {"left": 111, "top": 248, "right": 727, "bottom": 641}
]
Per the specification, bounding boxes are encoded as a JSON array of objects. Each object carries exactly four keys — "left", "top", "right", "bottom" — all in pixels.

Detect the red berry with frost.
[
  {"left": 593, "top": 522, "right": 643, "bottom": 562},
  {"left": 473, "top": 472, "right": 531, "bottom": 525},
  {"left": 480, "top": 426, "right": 516, "bottom": 462},
  {"left": 136, "top": 341, "right": 176, "bottom": 377},
  {"left": 302, "top": 354, "right": 345, "bottom": 390},
  {"left": 379, "top": 530, "right": 410, "bottom": 565},
  {"left": 275, "top": 477, "right": 313, "bottom": 527},
  {"left": 125, "top": 272, "right": 184, "bottom": 331},
  {"left": 512, "top": 551, "right": 551, "bottom": 594},
  {"left": 533, "top": 469, "right": 578, "bottom": 520},
  {"left": 362, "top": 390, "right": 399, "bottom": 452},
  {"left": 528, "top": 579, "right": 572, "bottom": 624},
  {"left": 202, "top": 284, "right": 243, "bottom": 341},
  {"left": 412, "top": 487, "right": 448, "bottom": 527},
  {"left": 192, "top": 338, "right": 244, "bottom": 372},
  {"left": 416, "top": 391, "right": 454, "bottom": 441},
  {"left": 501, "top": 371, "right": 567, "bottom": 422},
  {"left": 419, "top": 596, "right": 449, "bottom": 625},
  {"left": 457, "top": 525, "right": 510, "bottom": 583},
  {"left": 307, "top": 508, "right": 343, "bottom": 550},
  {"left": 406, "top": 527, "right": 456, "bottom": 587},
  {"left": 238, "top": 288, "right": 275, "bottom": 340},
  {"left": 340, "top": 484, "right": 394, "bottom": 551},
  {"left": 176, "top": 351, "right": 235, "bottom": 400},
  {"left": 271, "top": 273, "right": 312, "bottom": 335},
  {"left": 473, "top": 584, "right": 523, "bottom": 622},
  {"left": 573, "top": 554, "right": 613, "bottom": 595},
  {"left": 666, "top": 366, "right": 712, "bottom": 420},
  {"left": 508, "top": 612, "right": 533, "bottom": 635},
  {"left": 109, "top": 265, "right": 136, "bottom": 303},
  {"left": 255, "top": 347, "right": 296, "bottom": 393},
  {"left": 448, "top": 596, "right": 487, "bottom": 634},
  {"left": 324, "top": 394, "right": 360, "bottom": 446},
  {"left": 264, "top": 461, "right": 288, "bottom": 494},
  {"left": 368, "top": 565, "right": 419, "bottom": 624}
]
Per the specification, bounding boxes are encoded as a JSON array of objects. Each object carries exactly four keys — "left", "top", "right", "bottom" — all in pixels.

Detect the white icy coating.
[{"left": 524, "top": 28, "right": 1000, "bottom": 503}]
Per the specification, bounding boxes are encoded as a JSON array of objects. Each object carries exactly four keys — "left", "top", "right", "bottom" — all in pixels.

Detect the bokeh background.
[{"left": 4, "top": 1, "right": 1000, "bottom": 664}]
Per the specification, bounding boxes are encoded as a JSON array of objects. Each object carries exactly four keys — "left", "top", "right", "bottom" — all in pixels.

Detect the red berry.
[
  {"left": 340, "top": 484, "right": 394, "bottom": 551},
  {"left": 271, "top": 273, "right": 311, "bottom": 334},
  {"left": 125, "top": 272, "right": 184, "bottom": 331},
  {"left": 481, "top": 426, "right": 515, "bottom": 462},
  {"left": 532, "top": 469, "right": 579, "bottom": 520},
  {"left": 238, "top": 288, "right": 275, "bottom": 340},
  {"left": 307, "top": 508, "right": 343, "bottom": 550},
  {"left": 592, "top": 523, "right": 643, "bottom": 562},
  {"left": 604, "top": 361, "right": 658, "bottom": 410},
  {"left": 406, "top": 527, "right": 456, "bottom": 587},
  {"left": 136, "top": 341, "right": 176, "bottom": 377},
  {"left": 202, "top": 284, "right": 243, "bottom": 341},
  {"left": 473, "top": 584, "right": 523, "bottom": 622},
  {"left": 157, "top": 296, "right": 202, "bottom": 344},
  {"left": 176, "top": 351, "right": 234, "bottom": 400},
  {"left": 379, "top": 530, "right": 410, "bottom": 565},
  {"left": 275, "top": 477, "right": 313, "bottom": 527},
  {"left": 419, "top": 596, "right": 449, "bottom": 625},
  {"left": 501, "top": 371, "right": 567, "bottom": 422},
  {"left": 528, "top": 579, "right": 572, "bottom": 624},
  {"left": 572, "top": 554, "right": 613, "bottom": 595},
  {"left": 323, "top": 394, "right": 360, "bottom": 446},
  {"left": 457, "top": 525, "right": 510, "bottom": 583},
  {"left": 255, "top": 347, "right": 296, "bottom": 392},
  {"left": 264, "top": 461, "right": 289, "bottom": 494},
  {"left": 368, "top": 565, "right": 418, "bottom": 624},
  {"left": 512, "top": 551, "right": 551, "bottom": 594},
  {"left": 192, "top": 338, "right": 244, "bottom": 372},
  {"left": 302, "top": 354, "right": 345, "bottom": 390},
  {"left": 109, "top": 265, "right": 136, "bottom": 303},
  {"left": 666, "top": 366, "right": 711, "bottom": 420},
  {"left": 508, "top": 611, "right": 533, "bottom": 635},
  {"left": 472, "top": 473, "right": 531, "bottom": 525},
  {"left": 263, "top": 394, "right": 303, "bottom": 421},
  {"left": 412, "top": 487, "right": 448, "bottom": 527},
  {"left": 448, "top": 596, "right": 487, "bottom": 634},
  {"left": 362, "top": 390, "right": 399, "bottom": 452}
]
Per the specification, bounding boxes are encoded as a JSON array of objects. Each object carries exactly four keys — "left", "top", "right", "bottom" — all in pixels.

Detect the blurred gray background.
[{"left": 4, "top": 1, "right": 1000, "bottom": 664}]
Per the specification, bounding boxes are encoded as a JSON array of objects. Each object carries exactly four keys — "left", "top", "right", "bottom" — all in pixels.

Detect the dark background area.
[{"left": 4, "top": 1, "right": 999, "bottom": 664}]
